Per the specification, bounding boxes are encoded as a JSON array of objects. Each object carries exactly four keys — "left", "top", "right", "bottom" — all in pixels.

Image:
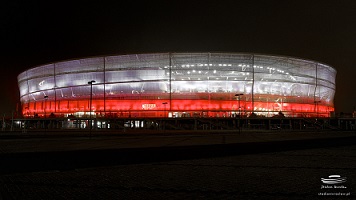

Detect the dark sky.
[{"left": 1, "top": 0, "right": 356, "bottom": 115}]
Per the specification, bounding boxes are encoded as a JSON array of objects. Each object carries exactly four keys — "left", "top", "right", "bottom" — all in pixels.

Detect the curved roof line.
[{"left": 19, "top": 52, "right": 336, "bottom": 75}]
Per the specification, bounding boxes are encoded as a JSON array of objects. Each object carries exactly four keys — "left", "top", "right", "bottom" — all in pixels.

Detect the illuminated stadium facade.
[{"left": 18, "top": 53, "right": 336, "bottom": 118}]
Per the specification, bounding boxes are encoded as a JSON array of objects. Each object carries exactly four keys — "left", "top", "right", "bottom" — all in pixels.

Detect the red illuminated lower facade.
[{"left": 23, "top": 95, "right": 333, "bottom": 118}]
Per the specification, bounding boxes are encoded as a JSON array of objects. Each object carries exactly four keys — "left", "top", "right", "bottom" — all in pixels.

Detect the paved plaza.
[{"left": 0, "top": 130, "right": 355, "bottom": 199}]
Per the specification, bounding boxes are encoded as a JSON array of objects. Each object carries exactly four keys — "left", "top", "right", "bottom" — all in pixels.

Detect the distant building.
[{"left": 17, "top": 53, "right": 336, "bottom": 118}]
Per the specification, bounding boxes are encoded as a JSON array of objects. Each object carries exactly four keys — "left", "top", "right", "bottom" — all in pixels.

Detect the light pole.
[
  {"left": 44, "top": 95, "right": 48, "bottom": 130},
  {"left": 235, "top": 94, "right": 244, "bottom": 117},
  {"left": 44, "top": 95, "right": 48, "bottom": 118},
  {"left": 162, "top": 102, "right": 168, "bottom": 117},
  {"left": 162, "top": 102, "right": 168, "bottom": 131},
  {"left": 88, "top": 80, "right": 96, "bottom": 137},
  {"left": 314, "top": 100, "right": 321, "bottom": 118},
  {"left": 235, "top": 93, "right": 244, "bottom": 133}
]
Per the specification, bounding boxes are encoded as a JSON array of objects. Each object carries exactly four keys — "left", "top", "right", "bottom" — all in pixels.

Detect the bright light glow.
[{"left": 38, "top": 80, "right": 45, "bottom": 86}]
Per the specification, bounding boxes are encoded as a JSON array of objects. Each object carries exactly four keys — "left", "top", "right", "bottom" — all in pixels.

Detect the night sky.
[{"left": 1, "top": 0, "right": 356, "bottom": 115}]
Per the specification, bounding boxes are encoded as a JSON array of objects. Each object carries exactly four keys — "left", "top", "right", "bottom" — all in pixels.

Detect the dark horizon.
[{"left": 1, "top": 0, "right": 356, "bottom": 115}]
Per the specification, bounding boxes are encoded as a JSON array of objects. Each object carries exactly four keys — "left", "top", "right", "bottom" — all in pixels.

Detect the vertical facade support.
[
  {"left": 54, "top": 63, "right": 57, "bottom": 113},
  {"left": 103, "top": 57, "right": 106, "bottom": 116},
  {"left": 26, "top": 70, "right": 30, "bottom": 117},
  {"left": 314, "top": 63, "right": 318, "bottom": 115},
  {"left": 251, "top": 54, "right": 255, "bottom": 114},
  {"left": 169, "top": 53, "right": 172, "bottom": 113},
  {"left": 208, "top": 53, "right": 211, "bottom": 116}
]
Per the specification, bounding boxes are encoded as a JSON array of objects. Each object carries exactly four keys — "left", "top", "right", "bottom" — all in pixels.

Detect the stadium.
[{"left": 18, "top": 52, "right": 336, "bottom": 119}]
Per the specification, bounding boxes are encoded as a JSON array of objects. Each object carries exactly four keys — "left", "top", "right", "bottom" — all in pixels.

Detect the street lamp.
[
  {"left": 161, "top": 102, "right": 168, "bottom": 131},
  {"left": 44, "top": 95, "right": 48, "bottom": 131},
  {"left": 162, "top": 102, "right": 168, "bottom": 117},
  {"left": 88, "top": 80, "right": 96, "bottom": 136},
  {"left": 235, "top": 93, "right": 244, "bottom": 117},
  {"left": 44, "top": 95, "right": 48, "bottom": 118},
  {"left": 314, "top": 100, "right": 321, "bottom": 118},
  {"left": 235, "top": 93, "right": 244, "bottom": 133}
]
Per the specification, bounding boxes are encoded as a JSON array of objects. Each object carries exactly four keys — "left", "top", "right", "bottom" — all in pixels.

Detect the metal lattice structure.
[{"left": 18, "top": 53, "right": 336, "bottom": 118}]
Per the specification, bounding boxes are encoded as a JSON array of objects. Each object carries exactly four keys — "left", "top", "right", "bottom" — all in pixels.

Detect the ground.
[{"left": 0, "top": 130, "right": 355, "bottom": 199}]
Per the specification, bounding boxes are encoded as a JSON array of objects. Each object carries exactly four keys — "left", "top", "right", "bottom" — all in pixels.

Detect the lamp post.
[
  {"left": 44, "top": 95, "right": 48, "bottom": 118},
  {"left": 44, "top": 95, "right": 48, "bottom": 131},
  {"left": 314, "top": 100, "right": 321, "bottom": 118},
  {"left": 235, "top": 93, "right": 244, "bottom": 133},
  {"left": 88, "top": 80, "right": 96, "bottom": 137},
  {"left": 162, "top": 102, "right": 168, "bottom": 131},
  {"left": 162, "top": 102, "right": 168, "bottom": 117},
  {"left": 235, "top": 94, "right": 244, "bottom": 117}
]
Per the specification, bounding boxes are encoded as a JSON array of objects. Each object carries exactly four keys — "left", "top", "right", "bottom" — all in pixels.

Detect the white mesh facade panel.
[{"left": 17, "top": 53, "right": 337, "bottom": 117}]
